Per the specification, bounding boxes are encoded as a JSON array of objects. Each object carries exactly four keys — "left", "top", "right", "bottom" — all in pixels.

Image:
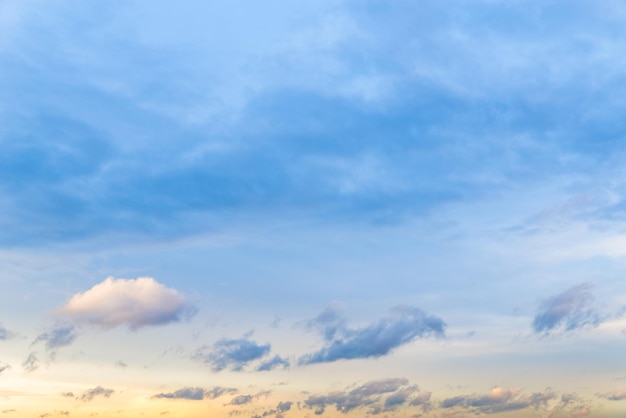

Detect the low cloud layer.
[
  {"left": 439, "top": 387, "right": 595, "bottom": 416},
  {"left": 532, "top": 284, "right": 601, "bottom": 335},
  {"left": 304, "top": 378, "right": 431, "bottom": 415},
  {"left": 57, "top": 277, "right": 195, "bottom": 330},
  {"left": 300, "top": 306, "right": 445, "bottom": 364}
]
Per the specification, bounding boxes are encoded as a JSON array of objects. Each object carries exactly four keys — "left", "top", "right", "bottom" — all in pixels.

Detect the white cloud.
[{"left": 57, "top": 277, "right": 194, "bottom": 330}]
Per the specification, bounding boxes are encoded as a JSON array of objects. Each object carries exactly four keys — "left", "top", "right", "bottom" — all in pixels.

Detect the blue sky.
[{"left": 1, "top": 1, "right": 626, "bottom": 417}]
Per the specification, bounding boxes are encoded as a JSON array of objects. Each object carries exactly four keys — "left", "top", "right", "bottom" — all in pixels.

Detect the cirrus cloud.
[{"left": 56, "top": 277, "right": 195, "bottom": 330}]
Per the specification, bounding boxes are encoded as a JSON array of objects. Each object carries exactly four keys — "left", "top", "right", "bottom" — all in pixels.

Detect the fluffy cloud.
[
  {"left": 57, "top": 277, "right": 195, "bottom": 330},
  {"left": 304, "top": 378, "right": 430, "bottom": 415},
  {"left": 195, "top": 337, "right": 271, "bottom": 372},
  {"left": 532, "top": 284, "right": 601, "bottom": 335},
  {"left": 300, "top": 306, "right": 445, "bottom": 364},
  {"left": 152, "top": 386, "right": 237, "bottom": 401},
  {"left": 80, "top": 386, "right": 114, "bottom": 402},
  {"left": 33, "top": 325, "right": 77, "bottom": 351}
]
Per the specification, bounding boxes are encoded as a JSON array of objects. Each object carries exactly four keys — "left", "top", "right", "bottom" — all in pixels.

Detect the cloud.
[
  {"left": 57, "top": 277, "right": 195, "bottom": 330},
  {"left": 0, "top": 325, "right": 14, "bottom": 340},
  {"left": 0, "top": 363, "right": 10, "bottom": 374},
  {"left": 529, "top": 388, "right": 557, "bottom": 409},
  {"left": 227, "top": 395, "right": 254, "bottom": 406},
  {"left": 304, "top": 378, "right": 430, "bottom": 414},
  {"left": 599, "top": 390, "right": 626, "bottom": 401},
  {"left": 300, "top": 306, "right": 445, "bottom": 364},
  {"left": 33, "top": 324, "right": 77, "bottom": 351},
  {"left": 22, "top": 352, "right": 39, "bottom": 373},
  {"left": 439, "top": 387, "right": 569, "bottom": 415},
  {"left": 257, "top": 355, "right": 290, "bottom": 371},
  {"left": 195, "top": 336, "right": 271, "bottom": 372},
  {"left": 153, "top": 387, "right": 205, "bottom": 401},
  {"left": 532, "top": 284, "right": 601, "bottom": 335},
  {"left": 151, "top": 386, "right": 238, "bottom": 401},
  {"left": 277, "top": 401, "right": 292, "bottom": 412},
  {"left": 205, "top": 387, "right": 239, "bottom": 399},
  {"left": 80, "top": 386, "right": 114, "bottom": 402}
]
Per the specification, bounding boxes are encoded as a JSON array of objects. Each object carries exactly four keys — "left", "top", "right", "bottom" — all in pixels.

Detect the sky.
[{"left": 1, "top": 0, "right": 626, "bottom": 417}]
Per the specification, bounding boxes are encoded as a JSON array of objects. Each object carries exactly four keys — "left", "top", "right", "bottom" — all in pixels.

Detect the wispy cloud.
[
  {"left": 152, "top": 386, "right": 238, "bottom": 401},
  {"left": 227, "top": 395, "right": 254, "bottom": 406},
  {"left": 22, "top": 352, "right": 39, "bottom": 373},
  {"left": 0, "top": 363, "right": 10, "bottom": 375},
  {"left": 257, "top": 355, "right": 290, "bottom": 371},
  {"left": 57, "top": 277, "right": 195, "bottom": 330},
  {"left": 152, "top": 387, "right": 205, "bottom": 401},
  {"left": 33, "top": 324, "right": 77, "bottom": 352},
  {"left": 0, "top": 324, "right": 14, "bottom": 341},
  {"left": 300, "top": 306, "right": 445, "bottom": 364},
  {"left": 194, "top": 336, "right": 271, "bottom": 372},
  {"left": 80, "top": 386, "right": 114, "bottom": 402},
  {"left": 532, "top": 284, "right": 601, "bottom": 335}
]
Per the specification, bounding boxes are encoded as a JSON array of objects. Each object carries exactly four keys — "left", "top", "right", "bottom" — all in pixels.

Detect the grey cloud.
[
  {"left": 228, "top": 395, "right": 253, "bottom": 406},
  {"left": 304, "top": 378, "right": 414, "bottom": 414},
  {"left": 409, "top": 391, "right": 432, "bottom": 406},
  {"left": 152, "top": 386, "right": 238, "bottom": 401},
  {"left": 529, "top": 388, "right": 556, "bottom": 409},
  {"left": 257, "top": 355, "right": 290, "bottom": 371},
  {"left": 441, "top": 396, "right": 465, "bottom": 408},
  {"left": 80, "top": 386, "right": 114, "bottom": 402},
  {"left": 195, "top": 337, "right": 270, "bottom": 372},
  {"left": 532, "top": 284, "right": 601, "bottom": 335},
  {"left": 383, "top": 386, "right": 419, "bottom": 410},
  {"left": 300, "top": 306, "right": 445, "bottom": 364},
  {"left": 205, "top": 386, "right": 238, "bottom": 399},
  {"left": 33, "top": 325, "right": 77, "bottom": 351},
  {"left": 22, "top": 352, "right": 39, "bottom": 373},
  {"left": 153, "top": 387, "right": 205, "bottom": 401},
  {"left": 277, "top": 401, "right": 292, "bottom": 412}
]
